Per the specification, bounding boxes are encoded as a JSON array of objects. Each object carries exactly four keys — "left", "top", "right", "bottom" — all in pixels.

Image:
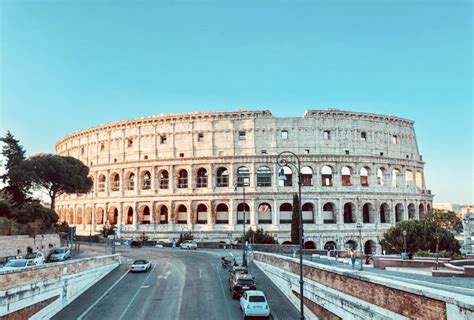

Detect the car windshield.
[
  {"left": 25, "top": 253, "right": 37, "bottom": 259},
  {"left": 53, "top": 249, "right": 65, "bottom": 254},
  {"left": 237, "top": 279, "right": 254, "bottom": 286},
  {"left": 133, "top": 260, "right": 147, "bottom": 265},
  {"left": 249, "top": 295, "right": 266, "bottom": 302},
  {"left": 5, "top": 260, "right": 27, "bottom": 267}
]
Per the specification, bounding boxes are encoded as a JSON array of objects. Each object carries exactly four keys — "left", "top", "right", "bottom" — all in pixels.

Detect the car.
[
  {"left": 230, "top": 273, "right": 256, "bottom": 299},
  {"left": 24, "top": 252, "right": 45, "bottom": 265},
  {"left": 240, "top": 290, "right": 271, "bottom": 319},
  {"left": 229, "top": 265, "right": 249, "bottom": 276},
  {"left": 49, "top": 247, "right": 71, "bottom": 262},
  {"left": 130, "top": 241, "right": 143, "bottom": 248},
  {"left": 130, "top": 259, "right": 152, "bottom": 272},
  {"left": 0, "top": 255, "right": 17, "bottom": 266},
  {"left": 180, "top": 240, "right": 197, "bottom": 250},
  {"left": 1, "top": 259, "right": 36, "bottom": 271}
]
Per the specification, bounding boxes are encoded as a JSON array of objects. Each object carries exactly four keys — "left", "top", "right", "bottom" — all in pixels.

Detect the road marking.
[
  {"left": 157, "top": 270, "right": 171, "bottom": 279},
  {"left": 118, "top": 264, "right": 156, "bottom": 320},
  {"left": 77, "top": 268, "right": 130, "bottom": 320},
  {"left": 141, "top": 285, "right": 150, "bottom": 288},
  {"left": 199, "top": 268, "right": 202, "bottom": 278}
]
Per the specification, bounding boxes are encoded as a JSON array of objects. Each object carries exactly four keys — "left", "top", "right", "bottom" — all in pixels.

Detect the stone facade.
[{"left": 54, "top": 109, "right": 433, "bottom": 251}]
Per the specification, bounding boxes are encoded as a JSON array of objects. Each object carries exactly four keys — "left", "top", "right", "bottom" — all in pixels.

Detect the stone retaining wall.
[{"left": 0, "top": 234, "right": 61, "bottom": 258}]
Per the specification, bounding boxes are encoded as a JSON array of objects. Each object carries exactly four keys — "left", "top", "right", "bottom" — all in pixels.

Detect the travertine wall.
[{"left": 0, "top": 234, "right": 60, "bottom": 258}]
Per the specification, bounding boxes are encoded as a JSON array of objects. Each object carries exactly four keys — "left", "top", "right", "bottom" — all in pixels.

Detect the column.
[
  {"left": 135, "top": 167, "right": 140, "bottom": 195},
  {"left": 104, "top": 202, "right": 109, "bottom": 225},
  {"left": 153, "top": 166, "right": 158, "bottom": 193},
  {"left": 317, "top": 198, "right": 323, "bottom": 225},
  {"left": 118, "top": 202, "right": 123, "bottom": 227},
  {"left": 82, "top": 204, "right": 86, "bottom": 227},
  {"left": 338, "top": 198, "right": 343, "bottom": 225},
  {"left": 249, "top": 198, "right": 256, "bottom": 227},
  {"left": 150, "top": 201, "right": 155, "bottom": 224},
  {"left": 272, "top": 199, "right": 278, "bottom": 226},
  {"left": 133, "top": 202, "right": 138, "bottom": 226},
  {"left": 121, "top": 168, "right": 125, "bottom": 196}
]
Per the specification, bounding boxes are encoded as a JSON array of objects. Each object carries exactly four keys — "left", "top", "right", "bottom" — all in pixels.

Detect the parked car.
[
  {"left": 24, "top": 252, "right": 45, "bottom": 265},
  {"left": 230, "top": 273, "right": 256, "bottom": 299},
  {"left": 130, "top": 241, "right": 143, "bottom": 248},
  {"left": 130, "top": 260, "right": 152, "bottom": 272},
  {"left": 1, "top": 259, "right": 36, "bottom": 271},
  {"left": 180, "top": 240, "right": 197, "bottom": 250},
  {"left": 240, "top": 290, "right": 271, "bottom": 319},
  {"left": 0, "top": 256, "right": 17, "bottom": 267},
  {"left": 49, "top": 247, "right": 71, "bottom": 262}
]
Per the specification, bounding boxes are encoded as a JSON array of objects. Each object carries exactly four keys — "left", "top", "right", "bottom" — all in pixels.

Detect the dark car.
[
  {"left": 130, "top": 241, "right": 143, "bottom": 248},
  {"left": 0, "top": 256, "right": 16, "bottom": 267},
  {"left": 229, "top": 266, "right": 249, "bottom": 278},
  {"left": 229, "top": 273, "right": 256, "bottom": 299}
]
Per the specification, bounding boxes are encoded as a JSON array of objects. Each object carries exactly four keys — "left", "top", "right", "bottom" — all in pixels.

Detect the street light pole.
[
  {"left": 235, "top": 179, "right": 248, "bottom": 268},
  {"left": 277, "top": 151, "right": 304, "bottom": 320},
  {"left": 356, "top": 223, "right": 363, "bottom": 271},
  {"left": 402, "top": 230, "right": 407, "bottom": 260}
]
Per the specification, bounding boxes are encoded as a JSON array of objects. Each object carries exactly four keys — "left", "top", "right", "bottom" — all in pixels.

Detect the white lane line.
[
  {"left": 215, "top": 264, "right": 232, "bottom": 318},
  {"left": 77, "top": 268, "right": 130, "bottom": 320},
  {"left": 118, "top": 264, "right": 156, "bottom": 320},
  {"left": 199, "top": 268, "right": 202, "bottom": 278}
]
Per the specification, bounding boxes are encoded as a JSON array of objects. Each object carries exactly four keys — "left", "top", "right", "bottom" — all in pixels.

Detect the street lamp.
[
  {"left": 356, "top": 223, "right": 363, "bottom": 271},
  {"left": 402, "top": 230, "right": 408, "bottom": 260},
  {"left": 235, "top": 176, "right": 249, "bottom": 268},
  {"left": 277, "top": 151, "right": 304, "bottom": 320},
  {"left": 463, "top": 216, "right": 470, "bottom": 254}
]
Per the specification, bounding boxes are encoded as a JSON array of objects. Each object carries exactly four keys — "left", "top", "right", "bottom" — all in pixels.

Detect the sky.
[{"left": 0, "top": 0, "right": 472, "bottom": 204}]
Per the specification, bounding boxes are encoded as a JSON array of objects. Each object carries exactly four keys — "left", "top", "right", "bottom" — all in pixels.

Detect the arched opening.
[
  {"left": 196, "top": 168, "right": 208, "bottom": 188},
  {"left": 98, "top": 174, "right": 106, "bottom": 192},
  {"left": 237, "top": 203, "right": 250, "bottom": 224},
  {"left": 360, "top": 167, "right": 369, "bottom": 186},
  {"left": 110, "top": 173, "right": 120, "bottom": 191},
  {"left": 364, "top": 240, "right": 376, "bottom": 255},
  {"left": 380, "top": 203, "right": 390, "bottom": 223},
  {"left": 86, "top": 207, "right": 92, "bottom": 224},
  {"left": 96, "top": 208, "right": 104, "bottom": 225},
  {"left": 196, "top": 204, "right": 208, "bottom": 224},
  {"left": 343, "top": 203, "right": 355, "bottom": 223},
  {"left": 304, "top": 241, "right": 316, "bottom": 249},
  {"left": 216, "top": 167, "right": 229, "bottom": 187},
  {"left": 282, "top": 241, "right": 292, "bottom": 245},
  {"left": 125, "top": 172, "right": 135, "bottom": 191},
  {"left": 408, "top": 203, "right": 416, "bottom": 219},
  {"left": 324, "top": 241, "right": 337, "bottom": 250},
  {"left": 141, "top": 206, "right": 151, "bottom": 224},
  {"left": 69, "top": 208, "right": 74, "bottom": 225},
  {"left": 419, "top": 203, "right": 425, "bottom": 220},
  {"left": 159, "top": 170, "right": 169, "bottom": 189},
  {"left": 278, "top": 166, "right": 293, "bottom": 187},
  {"left": 392, "top": 169, "right": 401, "bottom": 188},
  {"left": 323, "top": 203, "right": 336, "bottom": 224},
  {"left": 258, "top": 203, "right": 272, "bottom": 224},
  {"left": 141, "top": 171, "right": 151, "bottom": 190},
  {"left": 113, "top": 208, "right": 118, "bottom": 224},
  {"left": 427, "top": 203, "right": 432, "bottom": 214},
  {"left": 126, "top": 207, "right": 133, "bottom": 225},
  {"left": 216, "top": 203, "right": 229, "bottom": 224},
  {"left": 256, "top": 166, "right": 272, "bottom": 187},
  {"left": 177, "top": 169, "right": 188, "bottom": 188},
  {"left": 279, "top": 203, "right": 293, "bottom": 224},
  {"left": 345, "top": 240, "right": 357, "bottom": 250},
  {"left": 76, "top": 207, "right": 83, "bottom": 225},
  {"left": 237, "top": 166, "right": 250, "bottom": 187},
  {"left": 301, "top": 166, "right": 313, "bottom": 186},
  {"left": 416, "top": 170, "right": 423, "bottom": 189},
  {"left": 160, "top": 206, "right": 169, "bottom": 224},
  {"left": 108, "top": 207, "right": 118, "bottom": 224},
  {"left": 362, "top": 203, "right": 374, "bottom": 223},
  {"left": 405, "top": 170, "right": 414, "bottom": 188},
  {"left": 376, "top": 168, "right": 384, "bottom": 186},
  {"left": 302, "top": 203, "right": 314, "bottom": 223},
  {"left": 341, "top": 166, "right": 351, "bottom": 186},
  {"left": 321, "top": 166, "right": 333, "bottom": 186},
  {"left": 177, "top": 205, "right": 188, "bottom": 224},
  {"left": 395, "top": 203, "right": 404, "bottom": 222}
]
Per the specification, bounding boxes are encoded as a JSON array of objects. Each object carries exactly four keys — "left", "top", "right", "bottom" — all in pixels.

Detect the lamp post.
[
  {"left": 235, "top": 177, "right": 249, "bottom": 268},
  {"left": 356, "top": 222, "right": 363, "bottom": 271},
  {"left": 277, "top": 151, "right": 304, "bottom": 320},
  {"left": 463, "top": 216, "right": 470, "bottom": 254},
  {"left": 402, "top": 230, "right": 408, "bottom": 260}
]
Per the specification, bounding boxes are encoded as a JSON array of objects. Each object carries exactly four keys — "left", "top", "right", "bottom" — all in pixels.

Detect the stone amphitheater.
[{"left": 55, "top": 109, "right": 433, "bottom": 253}]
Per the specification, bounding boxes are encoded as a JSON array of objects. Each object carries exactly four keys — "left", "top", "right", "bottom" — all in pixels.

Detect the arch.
[
  {"left": 196, "top": 168, "right": 208, "bottom": 188},
  {"left": 360, "top": 167, "right": 369, "bottom": 186},
  {"left": 85, "top": 207, "right": 92, "bottom": 224},
  {"left": 427, "top": 203, "right": 432, "bottom": 213},
  {"left": 76, "top": 207, "right": 83, "bottom": 225},
  {"left": 392, "top": 169, "right": 401, "bottom": 188},
  {"left": 96, "top": 207, "right": 104, "bottom": 225},
  {"left": 419, "top": 203, "right": 425, "bottom": 220},
  {"left": 216, "top": 167, "right": 229, "bottom": 187},
  {"left": 237, "top": 166, "right": 250, "bottom": 187},
  {"left": 141, "top": 171, "right": 152, "bottom": 190},
  {"left": 345, "top": 240, "right": 357, "bottom": 250},
  {"left": 324, "top": 241, "right": 337, "bottom": 250},
  {"left": 304, "top": 241, "right": 316, "bottom": 249},
  {"left": 395, "top": 203, "right": 404, "bottom": 222},
  {"left": 323, "top": 202, "right": 336, "bottom": 224},
  {"left": 343, "top": 203, "right": 355, "bottom": 223},
  {"left": 237, "top": 203, "right": 250, "bottom": 224},
  {"left": 279, "top": 203, "right": 292, "bottom": 224},
  {"left": 196, "top": 203, "right": 208, "bottom": 224},
  {"left": 341, "top": 166, "right": 352, "bottom": 186},
  {"left": 302, "top": 202, "right": 314, "bottom": 223},
  {"left": 376, "top": 168, "right": 385, "bottom": 186},
  {"left": 278, "top": 166, "right": 293, "bottom": 187},
  {"left": 301, "top": 166, "right": 313, "bottom": 186},
  {"left": 108, "top": 206, "right": 118, "bottom": 225},
  {"left": 159, "top": 170, "right": 169, "bottom": 189},
  {"left": 321, "top": 165, "right": 333, "bottom": 186},
  {"left": 176, "top": 204, "right": 188, "bottom": 224},
  {"left": 125, "top": 171, "right": 135, "bottom": 191},
  {"left": 159, "top": 205, "right": 169, "bottom": 224},
  {"left": 258, "top": 203, "right": 272, "bottom": 224},
  {"left": 362, "top": 203, "right": 374, "bottom": 223},
  {"left": 380, "top": 203, "right": 390, "bottom": 223},
  {"left": 177, "top": 169, "right": 188, "bottom": 189},
  {"left": 126, "top": 207, "right": 133, "bottom": 225},
  {"left": 98, "top": 174, "right": 106, "bottom": 192},
  {"left": 110, "top": 172, "right": 120, "bottom": 192},
  {"left": 364, "top": 240, "right": 376, "bottom": 255},
  {"left": 140, "top": 205, "right": 151, "bottom": 224},
  {"left": 282, "top": 241, "right": 292, "bottom": 245},
  {"left": 408, "top": 203, "right": 416, "bottom": 219},
  {"left": 69, "top": 208, "right": 74, "bottom": 225},
  {"left": 405, "top": 169, "right": 414, "bottom": 187},
  {"left": 256, "top": 166, "right": 272, "bottom": 187},
  {"left": 216, "top": 203, "right": 229, "bottom": 224}
]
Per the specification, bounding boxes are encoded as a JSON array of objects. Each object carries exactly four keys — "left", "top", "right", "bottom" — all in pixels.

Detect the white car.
[
  {"left": 180, "top": 240, "right": 197, "bottom": 250},
  {"left": 49, "top": 247, "right": 71, "bottom": 262},
  {"left": 24, "top": 252, "right": 45, "bottom": 265},
  {"left": 1, "top": 259, "right": 36, "bottom": 271},
  {"left": 130, "top": 259, "right": 152, "bottom": 272},
  {"left": 240, "top": 290, "right": 271, "bottom": 319}
]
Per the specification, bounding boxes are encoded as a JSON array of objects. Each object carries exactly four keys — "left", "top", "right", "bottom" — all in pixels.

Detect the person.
[
  {"left": 172, "top": 239, "right": 176, "bottom": 248},
  {"left": 350, "top": 249, "right": 356, "bottom": 269}
]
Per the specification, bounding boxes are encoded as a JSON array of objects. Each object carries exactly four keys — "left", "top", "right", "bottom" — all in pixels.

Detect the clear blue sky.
[{"left": 0, "top": 0, "right": 472, "bottom": 204}]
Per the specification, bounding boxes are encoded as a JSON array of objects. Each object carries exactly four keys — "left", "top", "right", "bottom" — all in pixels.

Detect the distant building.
[
  {"left": 433, "top": 203, "right": 467, "bottom": 212},
  {"left": 461, "top": 206, "right": 474, "bottom": 254}
]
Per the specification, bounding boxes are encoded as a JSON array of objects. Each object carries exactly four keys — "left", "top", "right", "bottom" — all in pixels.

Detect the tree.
[
  {"left": 13, "top": 201, "right": 59, "bottom": 233},
  {"left": 0, "top": 200, "right": 12, "bottom": 218},
  {"left": 0, "top": 131, "right": 32, "bottom": 205},
  {"left": 244, "top": 228, "right": 277, "bottom": 244},
  {"left": 177, "top": 231, "right": 193, "bottom": 246},
  {"left": 27, "top": 154, "right": 93, "bottom": 210},
  {"left": 291, "top": 193, "right": 300, "bottom": 244},
  {"left": 100, "top": 224, "right": 115, "bottom": 237},
  {"left": 424, "top": 209, "right": 463, "bottom": 233},
  {"left": 380, "top": 219, "right": 460, "bottom": 257}
]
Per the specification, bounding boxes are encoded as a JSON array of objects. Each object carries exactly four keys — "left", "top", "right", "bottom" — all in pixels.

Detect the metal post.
[
  {"left": 242, "top": 185, "right": 247, "bottom": 267},
  {"left": 359, "top": 227, "right": 363, "bottom": 271}
]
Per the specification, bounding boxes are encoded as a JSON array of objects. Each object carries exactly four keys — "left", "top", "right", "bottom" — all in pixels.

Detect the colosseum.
[{"left": 55, "top": 109, "right": 433, "bottom": 253}]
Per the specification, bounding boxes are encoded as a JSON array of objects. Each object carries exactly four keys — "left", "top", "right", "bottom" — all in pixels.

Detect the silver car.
[{"left": 49, "top": 247, "right": 71, "bottom": 262}]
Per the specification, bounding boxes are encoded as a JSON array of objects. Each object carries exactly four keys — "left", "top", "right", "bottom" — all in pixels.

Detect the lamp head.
[
  {"left": 278, "top": 168, "right": 287, "bottom": 181},
  {"left": 402, "top": 230, "right": 407, "bottom": 236}
]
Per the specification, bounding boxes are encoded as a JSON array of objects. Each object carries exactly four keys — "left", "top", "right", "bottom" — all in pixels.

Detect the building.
[
  {"left": 433, "top": 203, "right": 467, "bottom": 212},
  {"left": 55, "top": 109, "right": 433, "bottom": 253},
  {"left": 461, "top": 206, "right": 474, "bottom": 254}
]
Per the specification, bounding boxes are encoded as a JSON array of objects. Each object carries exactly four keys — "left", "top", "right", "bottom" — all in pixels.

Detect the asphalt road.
[{"left": 54, "top": 247, "right": 298, "bottom": 320}]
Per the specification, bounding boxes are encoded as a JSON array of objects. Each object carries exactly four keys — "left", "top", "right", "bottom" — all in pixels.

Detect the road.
[{"left": 54, "top": 246, "right": 298, "bottom": 320}]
